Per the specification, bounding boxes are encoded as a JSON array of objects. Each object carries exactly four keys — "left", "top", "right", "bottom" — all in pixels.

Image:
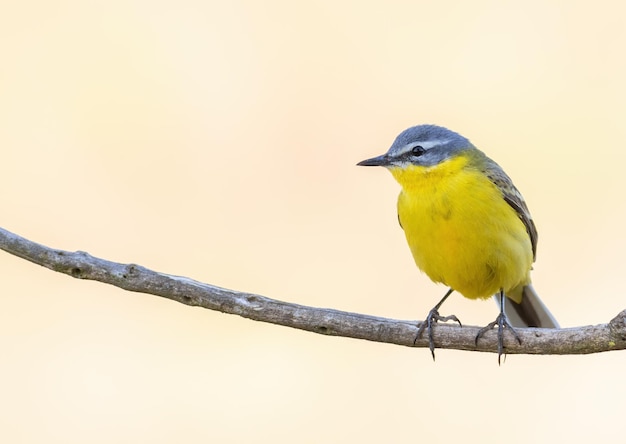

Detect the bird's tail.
[{"left": 498, "top": 284, "right": 559, "bottom": 328}]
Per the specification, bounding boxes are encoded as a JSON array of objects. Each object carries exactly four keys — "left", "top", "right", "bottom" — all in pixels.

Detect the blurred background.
[{"left": 1, "top": 0, "right": 625, "bottom": 442}]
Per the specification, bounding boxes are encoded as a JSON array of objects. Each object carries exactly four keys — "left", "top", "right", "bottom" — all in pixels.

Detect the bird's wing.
[{"left": 483, "top": 160, "right": 538, "bottom": 261}]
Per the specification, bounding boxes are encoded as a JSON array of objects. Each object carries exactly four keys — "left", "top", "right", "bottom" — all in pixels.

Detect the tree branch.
[{"left": 1, "top": 226, "right": 624, "bottom": 356}]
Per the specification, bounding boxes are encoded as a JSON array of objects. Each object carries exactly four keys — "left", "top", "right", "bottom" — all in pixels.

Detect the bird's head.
[{"left": 357, "top": 125, "right": 473, "bottom": 170}]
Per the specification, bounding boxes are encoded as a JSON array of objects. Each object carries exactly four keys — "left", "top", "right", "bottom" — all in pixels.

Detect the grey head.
[{"left": 357, "top": 124, "right": 475, "bottom": 168}]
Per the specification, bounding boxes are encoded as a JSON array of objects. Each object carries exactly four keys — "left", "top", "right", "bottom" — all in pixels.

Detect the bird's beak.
[{"left": 357, "top": 154, "right": 389, "bottom": 167}]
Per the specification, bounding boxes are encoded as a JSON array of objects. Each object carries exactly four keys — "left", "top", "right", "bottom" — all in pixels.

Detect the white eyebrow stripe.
[{"left": 396, "top": 139, "right": 451, "bottom": 155}]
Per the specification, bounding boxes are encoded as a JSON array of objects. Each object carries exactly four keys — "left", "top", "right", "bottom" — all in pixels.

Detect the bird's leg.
[
  {"left": 413, "top": 288, "right": 462, "bottom": 360},
  {"left": 475, "top": 290, "right": 522, "bottom": 364}
]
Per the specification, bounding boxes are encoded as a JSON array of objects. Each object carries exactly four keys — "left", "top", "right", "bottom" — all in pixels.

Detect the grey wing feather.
[{"left": 482, "top": 160, "right": 538, "bottom": 260}]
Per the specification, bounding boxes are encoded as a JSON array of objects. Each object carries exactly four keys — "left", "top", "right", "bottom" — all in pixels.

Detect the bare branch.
[{"left": 1, "top": 226, "right": 625, "bottom": 356}]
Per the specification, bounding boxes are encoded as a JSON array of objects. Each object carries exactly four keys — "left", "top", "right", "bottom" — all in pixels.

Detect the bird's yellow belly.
[{"left": 394, "top": 163, "right": 533, "bottom": 301}]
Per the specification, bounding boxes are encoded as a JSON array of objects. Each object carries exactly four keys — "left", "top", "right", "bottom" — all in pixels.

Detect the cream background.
[{"left": 1, "top": 1, "right": 625, "bottom": 442}]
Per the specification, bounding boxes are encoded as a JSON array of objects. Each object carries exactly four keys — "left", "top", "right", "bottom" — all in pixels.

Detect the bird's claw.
[
  {"left": 475, "top": 313, "right": 522, "bottom": 365},
  {"left": 414, "top": 309, "right": 462, "bottom": 360}
]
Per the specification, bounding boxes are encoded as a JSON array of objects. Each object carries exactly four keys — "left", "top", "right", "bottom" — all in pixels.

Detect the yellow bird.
[{"left": 358, "top": 124, "right": 558, "bottom": 361}]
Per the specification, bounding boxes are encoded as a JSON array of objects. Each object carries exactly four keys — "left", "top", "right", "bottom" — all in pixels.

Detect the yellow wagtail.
[{"left": 358, "top": 124, "right": 558, "bottom": 361}]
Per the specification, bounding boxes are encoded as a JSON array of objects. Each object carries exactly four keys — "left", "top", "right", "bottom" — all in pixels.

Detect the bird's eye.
[{"left": 411, "top": 145, "right": 425, "bottom": 156}]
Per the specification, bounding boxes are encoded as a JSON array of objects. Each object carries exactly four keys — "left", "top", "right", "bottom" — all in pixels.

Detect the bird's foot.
[
  {"left": 475, "top": 313, "right": 522, "bottom": 365},
  {"left": 414, "top": 309, "right": 462, "bottom": 360}
]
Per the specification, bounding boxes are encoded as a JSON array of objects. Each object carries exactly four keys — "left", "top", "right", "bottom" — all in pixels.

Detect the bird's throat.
[{"left": 388, "top": 155, "right": 471, "bottom": 191}]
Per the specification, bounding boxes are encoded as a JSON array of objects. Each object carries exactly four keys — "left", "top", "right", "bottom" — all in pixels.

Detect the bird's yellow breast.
[{"left": 390, "top": 154, "right": 533, "bottom": 301}]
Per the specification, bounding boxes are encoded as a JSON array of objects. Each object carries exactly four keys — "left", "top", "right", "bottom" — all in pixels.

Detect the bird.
[{"left": 357, "top": 124, "right": 558, "bottom": 362}]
